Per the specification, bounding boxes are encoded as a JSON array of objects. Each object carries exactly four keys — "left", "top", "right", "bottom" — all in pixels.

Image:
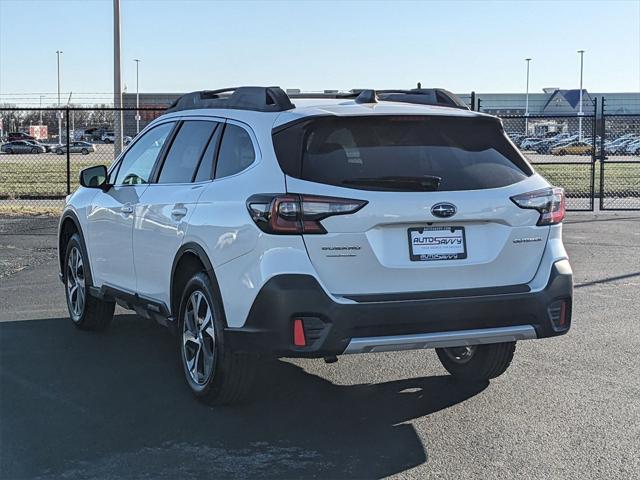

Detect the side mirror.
[{"left": 80, "top": 165, "right": 109, "bottom": 189}]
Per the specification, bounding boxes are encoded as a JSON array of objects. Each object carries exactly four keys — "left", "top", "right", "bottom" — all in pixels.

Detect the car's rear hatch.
[{"left": 273, "top": 114, "right": 550, "bottom": 297}]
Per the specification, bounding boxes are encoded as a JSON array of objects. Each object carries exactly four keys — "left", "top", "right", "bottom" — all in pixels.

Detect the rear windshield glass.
[{"left": 272, "top": 116, "right": 532, "bottom": 191}]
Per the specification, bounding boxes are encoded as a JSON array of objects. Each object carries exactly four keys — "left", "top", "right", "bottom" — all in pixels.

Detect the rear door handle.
[
  {"left": 120, "top": 205, "right": 134, "bottom": 215},
  {"left": 171, "top": 206, "right": 188, "bottom": 219}
]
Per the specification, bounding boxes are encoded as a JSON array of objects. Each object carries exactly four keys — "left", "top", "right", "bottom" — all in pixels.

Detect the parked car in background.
[
  {"left": 102, "top": 131, "right": 133, "bottom": 145},
  {"left": 7, "top": 131, "right": 36, "bottom": 142},
  {"left": 102, "top": 131, "right": 115, "bottom": 143},
  {"left": 506, "top": 133, "right": 527, "bottom": 146},
  {"left": 604, "top": 137, "right": 637, "bottom": 155},
  {"left": 519, "top": 137, "right": 545, "bottom": 150},
  {"left": 54, "top": 141, "right": 96, "bottom": 155},
  {"left": 24, "top": 140, "right": 53, "bottom": 153},
  {"left": 534, "top": 135, "right": 580, "bottom": 154},
  {"left": 520, "top": 137, "right": 544, "bottom": 150},
  {"left": 624, "top": 139, "right": 640, "bottom": 155},
  {"left": 551, "top": 141, "right": 593, "bottom": 156},
  {"left": 1, "top": 140, "right": 46, "bottom": 154}
]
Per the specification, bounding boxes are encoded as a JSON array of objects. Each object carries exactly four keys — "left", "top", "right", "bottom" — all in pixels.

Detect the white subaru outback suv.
[{"left": 58, "top": 86, "right": 572, "bottom": 405}]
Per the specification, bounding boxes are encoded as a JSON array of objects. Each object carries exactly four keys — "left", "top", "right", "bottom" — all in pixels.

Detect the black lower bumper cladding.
[{"left": 224, "top": 260, "right": 573, "bottom": 358}]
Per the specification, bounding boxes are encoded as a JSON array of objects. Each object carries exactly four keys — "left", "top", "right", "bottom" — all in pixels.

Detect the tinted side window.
[
  {"left": 114, "top": 123, "right": 173, "bottom": 185},
  {"left": 215, "top": 124, "right": 256, "bottom": 179},
  {"left": 158, "top": 121, "right": 218, "bottom": 184}
]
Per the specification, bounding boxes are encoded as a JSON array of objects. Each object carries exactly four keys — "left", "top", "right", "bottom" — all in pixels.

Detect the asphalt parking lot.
[{"left": 0, "top": 214, "right": 639, "bottom": 479}]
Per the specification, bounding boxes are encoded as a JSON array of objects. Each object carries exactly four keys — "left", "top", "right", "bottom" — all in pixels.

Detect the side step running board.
[{"left": 343, "top": 325, "right": 537, "bottom": 354}]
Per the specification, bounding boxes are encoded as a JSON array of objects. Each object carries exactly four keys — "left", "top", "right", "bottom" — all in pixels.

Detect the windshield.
[{"left": 273, "top": 115, "right": 533, "bottom": 192}]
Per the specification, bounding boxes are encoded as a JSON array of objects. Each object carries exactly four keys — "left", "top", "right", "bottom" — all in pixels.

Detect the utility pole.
[
  {"left": 68, "top": 92, "right": 74, "bottom": 134},
  {"left": 39, "top": 95, "right": 44, "bottom": 125},
  {"left": 525, "top": 58, "right": 531, "bottom": 135},
  {"left": 134, "top": 58, "right": 141, "bottom": 134},
  {"left": 56, "top": 50, "right": 63, "bottom": 143},
  {"left": 113, "top": 0, "right": 123, "bottom": 156},
  {"left": 577, "top": 50, "right": 585, "bottom": 141}
]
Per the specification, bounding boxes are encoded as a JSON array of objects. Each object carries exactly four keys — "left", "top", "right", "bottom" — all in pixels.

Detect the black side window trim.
[
  {"left": 149, "top": 120, "right": 184, "bottom": 184},
  {"left": 196, "top": 121, "right": 225, "bottom": 182},
  {"left": 191, "top": 122, "right": 221, "bottom": 182},
  {"left": 212, "top": 122, "right": 227, "bottom": 180}
]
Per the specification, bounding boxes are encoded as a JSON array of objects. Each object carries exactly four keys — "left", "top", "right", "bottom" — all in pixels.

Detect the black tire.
[
  {"left": 31, "top": 147, "right": 39, "bottom": 154},
  {"left": 178, "top": 272, "right": 256, "bottom": 405},
  {"left": 64, "top": 233, "right": 115, "bottom": 331},
  {"left": 5, "top": 148, "right": 12, "bottom": 154},
  {"left": 81, "top": 148, "right": 89, "bottom": 155},
  {"left": 56, "top": 148, "right": 63, "bottom": 155},
  {"left": 436, "top": 342, "right": 516, "bottom": 381}
]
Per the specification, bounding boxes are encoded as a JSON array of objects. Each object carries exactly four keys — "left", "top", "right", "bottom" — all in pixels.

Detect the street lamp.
[
  {"left": 56, "top": 50, "right": 63, "bottom": 143},
  {"left": 134, "top": 58, "right": 141, "bottom": 134},
  {"left": 577, "top": 49, "right": 585, "bottom": 141},
  {"left": 113, "top": 0, "right": 123, "bottom": 156},
  {"left": 525, "top": 58, "right": 532, "bottom": 134}
]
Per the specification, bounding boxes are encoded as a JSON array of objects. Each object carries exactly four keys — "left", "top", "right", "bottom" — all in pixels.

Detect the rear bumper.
[{"left": 224, "top": 260, "right": 573, "bottom": 358}]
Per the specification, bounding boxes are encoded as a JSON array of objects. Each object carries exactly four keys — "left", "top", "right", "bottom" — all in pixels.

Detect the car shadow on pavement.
[{"left": 0, "top": 315, "right": 488, "bottom": 480}]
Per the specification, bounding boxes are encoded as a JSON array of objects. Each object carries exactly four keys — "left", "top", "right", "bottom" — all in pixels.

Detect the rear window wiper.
[{"left": 342, "top": 175, "right": 441, "bottom": 191}]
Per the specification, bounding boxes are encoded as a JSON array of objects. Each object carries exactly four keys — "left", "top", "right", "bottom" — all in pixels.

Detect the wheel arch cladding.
[
  {"left": 170, "top": 243, "right": 224, "bottom": 322},
  {"left": 59, "top": 212, "right": 93, "bottom": 285}
]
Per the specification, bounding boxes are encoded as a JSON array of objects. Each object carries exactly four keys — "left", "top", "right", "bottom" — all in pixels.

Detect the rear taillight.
[
  {"left": 510, "top": 187, "right": 565, "bottom": 226},
  {"left": 247, "top": 194, "right": 367, "bottom": 234}
]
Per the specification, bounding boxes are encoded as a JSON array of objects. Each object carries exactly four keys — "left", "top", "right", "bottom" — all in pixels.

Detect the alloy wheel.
[
  {"left": 66, "top": 246, "right": 86, "bottom": 321},
  {"left": 182, "top": 290, "right": 216, "bottom": 385}
]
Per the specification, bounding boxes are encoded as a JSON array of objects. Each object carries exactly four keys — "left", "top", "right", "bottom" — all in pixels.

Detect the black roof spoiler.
[
  {"left": 351, "top": 88, "right": 469, "bottom": 109},
  {"left": 166, "top": 86, "right": 469, "bottom": 113}
]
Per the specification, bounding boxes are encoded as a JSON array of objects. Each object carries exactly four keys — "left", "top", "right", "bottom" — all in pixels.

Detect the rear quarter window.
[
  {"left": 272, "top": 115, "right": 533, "bottom": 192},
  {"left": 215, "top": 124, "right": 256, "bottom": 179}
]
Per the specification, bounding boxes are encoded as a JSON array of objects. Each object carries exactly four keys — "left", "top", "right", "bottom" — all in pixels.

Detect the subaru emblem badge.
[{"left": 431, "top": 203, "right": 457, "bottom": 218}]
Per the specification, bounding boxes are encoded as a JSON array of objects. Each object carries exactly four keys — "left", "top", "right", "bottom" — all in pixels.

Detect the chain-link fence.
[
  {"left": 0, "top": 107, "right": 165, "bottom": 209},
  {"left": 1, "top": 99, "right": 639, "bottom": 212},
  {"left": 600, "top": 107, "right": 640, "bottom": 210},
  {"left": 499, "top": 113, "right": 597, "bottom": 211}
]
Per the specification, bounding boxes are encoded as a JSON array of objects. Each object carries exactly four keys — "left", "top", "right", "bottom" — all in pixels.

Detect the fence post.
[
  {"left": 477, "top": 98, "right": 482, "bottom": 112},
  {"left": 590, "top": 98, "right": 597, "bottom": 211},
  {"left": 599, "top": 97, "right": 606, "bottom": 211},
  {"left": 65, "top": 107, "right": 71, "bottom": 195},
  {"left": 600, "top": 97, "right": 606, "bottom": 162},
  {"left": 470, "top": 91, "right": 476, "bottom": 111}
]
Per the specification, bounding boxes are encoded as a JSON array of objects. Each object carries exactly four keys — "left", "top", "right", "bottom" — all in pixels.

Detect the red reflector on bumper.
[
  {"left": 559, "top": 300, "right": 567, "bottom": 327},
  {"left": 293, "top": 319, "right": 306, "bottom": 346}
]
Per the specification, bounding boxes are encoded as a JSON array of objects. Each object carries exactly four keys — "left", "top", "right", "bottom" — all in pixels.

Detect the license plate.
[{"left": 408, "top": 226, "right": 467, "bottom": 261}]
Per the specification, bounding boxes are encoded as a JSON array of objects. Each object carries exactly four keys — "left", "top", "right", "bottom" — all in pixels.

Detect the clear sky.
[{"left": 1, "top": 0, "right": 639, "bottom": 105}]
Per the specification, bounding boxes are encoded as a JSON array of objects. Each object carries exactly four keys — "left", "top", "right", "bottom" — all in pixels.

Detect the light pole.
[
  {"left": 134, "top": 58, "right": 141, "bottom": 134},
  {"left": 113, "top": 0, "right": 123, "bottom": 156},
  {"left": 39, "top": 95, "right": 44, "bottom": 125},
  {"left": 577, "top": 49, "right": 585, "bottom": 141},
  {"left": 56, "top": 50, "right": 63, "bottom": 143},
  {"left": 525, "top": 58, "right": 531, "bottom": 134}
]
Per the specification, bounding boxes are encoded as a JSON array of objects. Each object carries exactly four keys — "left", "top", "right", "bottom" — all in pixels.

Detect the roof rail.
[
  {"left": 165, "top": 86, "right": 468, "bottom": 113},
  {"left": 166, "top": 86, "right": 295, "bottom": 113}
]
